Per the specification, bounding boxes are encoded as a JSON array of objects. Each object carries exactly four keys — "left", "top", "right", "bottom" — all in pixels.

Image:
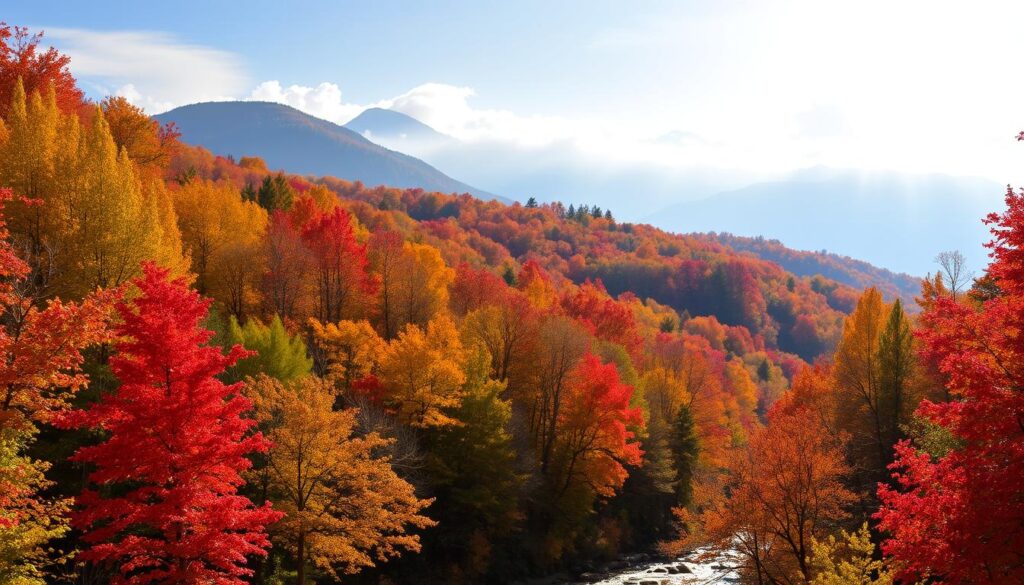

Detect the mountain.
[
  {"left": 155, "top": 101, "right": 502, "bottom": 201},
  {"left": 646, "top": 168, "right": 1004, "bottom": 276},
  {"left": 345, "top": 107, "right": 453, "bottom": 150},
  {"left": 339, "top": 110, "right": 751, "bottom": 218},
  {"left": 706, "top": 232, "right": 922, "bottom": 307}
]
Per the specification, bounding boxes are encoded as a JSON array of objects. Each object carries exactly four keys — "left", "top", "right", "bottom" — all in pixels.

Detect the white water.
[{"left": 581, "top": 547, "right": 741, "bottom": 585}]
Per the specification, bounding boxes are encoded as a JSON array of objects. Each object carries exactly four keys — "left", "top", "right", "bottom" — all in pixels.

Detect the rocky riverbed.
[{"left": 518, "top": 547, "right": 741, "bottom": 585}]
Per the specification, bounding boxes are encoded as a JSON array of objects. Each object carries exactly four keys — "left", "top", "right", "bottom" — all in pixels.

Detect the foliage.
[
  {"left": 60, "top": 265, "right": 280, "bottom": 584},
  {"left": 224, "top": 314, "right": 312, "bottom": 383},
  {"left": 247, "top": 375, "right": 434, "bottom": 583},
  {"left": 876, "top": 186, "right": 1024, "bottom": 584}
]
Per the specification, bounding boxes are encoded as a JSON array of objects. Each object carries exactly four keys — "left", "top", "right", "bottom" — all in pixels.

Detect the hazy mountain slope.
[
  {"left": 345, "top": 107, "right": 453, "bottom": 148},
  {"left": 156, "top": 101, "right": 502, "bottom": 201},
  {"left": 646, "top": 168, "right": 1003, "bottom": 276},
  {"left": 707, "top": 232, "right": 922, "bottom": 306}
]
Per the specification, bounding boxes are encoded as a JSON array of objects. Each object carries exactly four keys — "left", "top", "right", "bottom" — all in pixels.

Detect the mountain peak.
[{"left": 155, "top": 101, "right": 501, "bottom": 201}]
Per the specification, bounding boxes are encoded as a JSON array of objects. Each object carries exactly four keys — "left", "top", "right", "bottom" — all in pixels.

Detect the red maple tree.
[
  {"left": 876, "top": 186, "right": 1024, "bottom": 584},
  {"left": 300, "top": 205, "right": 376, "bottom": 323},
  {"left": 553, "top": 352, "right": 644, "bottom": 497},
  {"left": 61, "top": 264, "right": 281, "bottom": 584},
  {"left": 0, "top": 23, "right": 84, "bottom": 117}
]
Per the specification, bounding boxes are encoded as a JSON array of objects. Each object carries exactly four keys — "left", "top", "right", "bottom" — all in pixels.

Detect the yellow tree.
[
  {"left": 810, "top": 523, "right": 893, "bottom": 585},
  {"left": 61, "top": 106, "right": 164, "bottom": 296},
  {"left": 378, "top": 315, "right": 466, "bottom": 427},
  {"left": 310, "top": 319, "right": 384, "bottom": 393},
  {"left": 832, "top": 287, "right": 919, "bottom": 489},
  {"left": 0, "top": 81, "right": 66, "bottom": 291},
  {"left": 370, "top": 233, "right": 453, "bottom": 339},
  {"left": 173, "top": 179, "right": 267, "bottom": 310},
  {"left": 248, "top": 376, "right": 434, "bottom": 585}
]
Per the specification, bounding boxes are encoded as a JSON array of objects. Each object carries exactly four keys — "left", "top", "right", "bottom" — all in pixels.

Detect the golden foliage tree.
[
  {"left": 248, "top": 376, "right": 434, "bottom": 584},
  {"left": 378, "top": 316, "right": 466, "bottom": 427}
]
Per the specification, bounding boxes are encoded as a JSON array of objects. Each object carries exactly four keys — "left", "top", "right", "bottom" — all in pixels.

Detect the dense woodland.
[{"left": 0, "top": 24, "right": 1022, "bottom": 585}]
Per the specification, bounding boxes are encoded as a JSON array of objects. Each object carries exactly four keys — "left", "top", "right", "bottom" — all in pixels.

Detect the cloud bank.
[{"left": 45, "top": 27, "right": 248, "bottom": 113}]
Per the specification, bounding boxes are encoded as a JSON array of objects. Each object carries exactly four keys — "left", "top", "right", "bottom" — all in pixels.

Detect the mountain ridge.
[{"left": 155, "top": 101, "right": 505, "bottom": 202}]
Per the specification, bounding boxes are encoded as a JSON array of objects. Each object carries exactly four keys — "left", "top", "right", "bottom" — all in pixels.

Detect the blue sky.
[{"left": 10, "top": 1, "right": 1024, "bottom": 182}]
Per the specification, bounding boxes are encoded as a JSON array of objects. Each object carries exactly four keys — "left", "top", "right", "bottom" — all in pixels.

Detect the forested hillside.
[
  {"left": 708, "top": 232, "right": 922, "bottom": 306},
  {"left": 2, "top": 23, "right": 1023, "bottom": 585}
]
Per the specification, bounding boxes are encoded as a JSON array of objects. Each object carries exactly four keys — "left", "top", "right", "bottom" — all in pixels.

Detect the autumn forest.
[{"left": 1, "top": 21, "right": 1023, "bottom": 585}]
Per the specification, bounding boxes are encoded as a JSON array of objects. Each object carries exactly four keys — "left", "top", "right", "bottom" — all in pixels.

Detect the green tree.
[
  {"left": 225, "top": 315, "right": 312, "bottom": 383},
  {"left": 876, "top": 299, "right": 915, "bottom": 462},
  {"left": 669, "top": 405, "right": 699, "bottom": 507},
  {"left": 257, "top": 173, "right": 295, "bottom": 211},
  {"left": 423, "top": 348, "right": 524, "bottom": 573}
]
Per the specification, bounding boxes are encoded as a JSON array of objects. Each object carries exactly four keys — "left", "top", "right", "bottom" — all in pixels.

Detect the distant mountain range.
[
  {"left": 645, "top": 168, "right": 1003, "bottom": 276},
  {"left": 155, "top": 102, "right": 502, "bottom": 202},
  {"left": 159, "top": 102, "right": 1006, "bottom": 278},
  {"left": 706, "top": 232, "right": 922, "bottom": 306}
]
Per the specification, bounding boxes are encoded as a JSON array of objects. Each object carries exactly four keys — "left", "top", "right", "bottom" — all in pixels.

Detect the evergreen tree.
[
  {"left": 670, "top": 405, "right": 699, "bottom": 507},
  {"left": 876, "top": 299, "right": 915, "bottom": 463},
  {"left": 241, "top": 181, "right": 256, "bottom": 202},
  {"left": 525, "top": 196, "right": 538, "bottom": 208},
  {"left": 501, "top": 265, "right": 516, "bottom": 286},
  {"left": 225, "top": 314, "right": 313, "bottom": 383},
  {"left": 257, "top": 173, "right": 294, "bottom": 211}
]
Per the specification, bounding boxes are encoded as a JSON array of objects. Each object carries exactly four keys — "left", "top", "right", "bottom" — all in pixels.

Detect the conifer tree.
[{"left": 225, "top": 314, "right": 312, "bottom": 383}]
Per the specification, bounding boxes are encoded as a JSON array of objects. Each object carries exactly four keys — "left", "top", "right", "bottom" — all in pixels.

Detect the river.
[{"left": 525, "top": 547, "right": 742, "bottom": 585}]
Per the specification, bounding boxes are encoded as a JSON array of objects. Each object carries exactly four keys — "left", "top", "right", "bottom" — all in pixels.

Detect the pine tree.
[
  {"left": 669, "top": 405, "right": 699, "bottom": 507},
  {"left": 525, "top": 196, "right": 538, "bottom": 208},
  {"left": 876, "top": 299, "right": 914, "bottom": 464},
  {"left": 62, "top": 264, "right": 280, "bottom": 585},
  {"left": 225, "top": 314, "right": 312, "bottom": 383},
  {"left": 241, "top": 182, "right": 256, "bottom": 202}
]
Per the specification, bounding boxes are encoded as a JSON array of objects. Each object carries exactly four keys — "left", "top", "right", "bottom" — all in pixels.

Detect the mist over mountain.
[
  {"left": 645, "top": 168, "right": 1003, "bottom": 276},
  {"left": 344, "top": 109, "right": 1004, "bottom": 276},
  {"left": 156, "top": 101, "right": 502, "bottom": 201}
]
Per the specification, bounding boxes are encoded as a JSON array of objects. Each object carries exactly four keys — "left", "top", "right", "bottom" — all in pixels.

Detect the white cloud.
[
  {"left": 44, "top": 27, "right": 248, "bottom": 113},
  {"left": 247, "top": 80, "right": 367, "bottom": 125}
]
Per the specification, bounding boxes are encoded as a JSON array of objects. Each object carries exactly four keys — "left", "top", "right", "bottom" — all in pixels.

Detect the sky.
[{"left": 9, "top": 0, "right": 1024, "bottom": 183}]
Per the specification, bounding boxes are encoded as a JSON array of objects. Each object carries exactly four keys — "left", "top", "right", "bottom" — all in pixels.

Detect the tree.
[
  {"left": 367, "top": 231, "right": 404, "bottom": 339},
  {"left": 876, "top": 186, "right": 1024, "bottom": 584},
  {"left": 422, "top": 348, "right": 524, "bottom": 574},
  {"left": 461, "top": 291, "right": 536, "bottom": 382},
  {"left": 257, "top": 173, "right": 294, "bottom": 212},
  {"left": 310, "top": 319, "right": 384, "bottom": 394},
  {"left": 247, "top": 375, "right": 434, "bottom": 584},
  {"left": 700, "top": 403, "right": 854, "bottom": 584},
  {"left": 934, "top": 250, "right": 972, "bottom": 300},
  {"left": 299, "top": 206, "right": 375, "bottom": 323},
  {"left": 832, "top": 288, "right": 889, "bottom": 486},
  {"left": 0, "top": 24, "right": 83, "bottom": 118},
  {"left": 378, "top": 316, "right": 466, "bottom": 428},
  {"left": 0, "top": 187, "right": 110, "bottom": 583},
  {"left": 810, "top": 523, "right": 892, "bottom": 585},
  {"left": 173, "top": 179, "right": 267, "bottom": 299},
  {"left": 61, "top": 106, "right": 167, "bottom": 297},
  {"left": 224, "top": 315, "right": 312, "bottom": 383},
  {"left": 60, "top": 264, "right": 280, "bottom": 585},
  {"left": 101, "top": 96, "right": 179, "bottom": 178},
  {"left": 547, "top": 352, "right": 643, "bottom": 500},
  {"left": 262, "top": 211, "right": 311, "bottom": 320},
  {"left": 876, "top": 299, "right": 915, "bottom": 461},
  {"left": 669, "top": 405, "right": 699, "bottom": 507}
]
